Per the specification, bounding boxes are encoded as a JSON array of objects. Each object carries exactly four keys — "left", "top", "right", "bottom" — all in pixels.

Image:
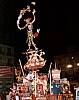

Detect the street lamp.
[
  {"left": 77, "top": 63, "right": 79, "bottom": 66},
  {"left": 67, "top": 64, "right": 73, "bottom": 68}
]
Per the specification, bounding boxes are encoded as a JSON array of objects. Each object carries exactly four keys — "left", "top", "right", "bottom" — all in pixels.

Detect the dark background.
[{"left": 0, "top": 0, "right": 79, "bottom": 61}]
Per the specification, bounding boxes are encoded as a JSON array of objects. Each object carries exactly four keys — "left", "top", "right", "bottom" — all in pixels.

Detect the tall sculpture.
[
  {"left": 17, "top": 2, "right": 46, "bottom": 71},
  {"left": 17, "top": 2, "right": 46, "bottom": 97},
  {"left": 17, "top": 2, "right": 37, "bottom": 50}
]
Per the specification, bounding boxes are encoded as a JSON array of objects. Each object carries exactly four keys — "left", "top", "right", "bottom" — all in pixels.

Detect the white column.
[
  {"left": 49, "top": 62, "right": 52, "bottom": 94},
  {"left": 35, "top": 71, "right": 37, "bottom": 97},
  {"left": 15, "top": 95, "right": 19, "bottom": 100},
  {"left": 50, "top": 71, "right": 51, "bottom": 94}
]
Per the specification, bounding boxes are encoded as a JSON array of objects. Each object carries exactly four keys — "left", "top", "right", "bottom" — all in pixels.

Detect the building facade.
[
  {"left": 53, "top": 52, "right": 79, "bottom": 85},
  {"left": 0, "top": 44, "right": 15, "bottom": 66},
  {"left": 0, "top": 44, "right": 15, "bottom": 93}
]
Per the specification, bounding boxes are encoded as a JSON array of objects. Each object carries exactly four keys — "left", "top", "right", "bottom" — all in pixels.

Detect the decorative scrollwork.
[
  {"left": 24, "top": 50, "right": 46, "bottom": 70},
  {"left": 17, "top": 6, "right": 35, "bottom": 30}
]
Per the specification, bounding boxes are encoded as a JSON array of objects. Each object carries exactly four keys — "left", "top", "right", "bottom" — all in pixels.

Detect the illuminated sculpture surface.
[
  {"left": 16, "top": 2, "right": 46, "bottom": 98},
  {"left": 17, "top": 2, "right": 46, "bottom": 71},
  {"left": 17, "top": 3, "right": 37, "bottom": 50}
]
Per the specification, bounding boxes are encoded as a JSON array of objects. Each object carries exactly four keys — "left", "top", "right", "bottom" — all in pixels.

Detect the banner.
[{"left": 0, "top": 66, "right": 14, "bottom": 78}]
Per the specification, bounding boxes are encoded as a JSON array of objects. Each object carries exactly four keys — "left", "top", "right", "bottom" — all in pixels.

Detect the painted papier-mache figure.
[{"left": 17, "top": 2, "right": 40, "bottom": 50}]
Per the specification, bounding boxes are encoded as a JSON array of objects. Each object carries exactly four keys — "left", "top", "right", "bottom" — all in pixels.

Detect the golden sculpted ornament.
[{"left": 24, "top": 50, "right": 46, "bottom": 70}]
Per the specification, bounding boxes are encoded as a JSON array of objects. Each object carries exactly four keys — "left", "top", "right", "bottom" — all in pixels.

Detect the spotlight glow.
[
  {"left": 67, "top": 64, "right": 72, "bottom": 68},
  {"left": 77, "top": 63, "right": 79, "bottom": 66}
]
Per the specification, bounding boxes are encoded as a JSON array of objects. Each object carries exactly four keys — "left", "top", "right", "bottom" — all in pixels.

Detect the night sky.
[
  {"left": 0, "top": 0, "right": 79, "bottom": 60},
  {"left": 16, "top": 1, "right": 79, "bottom": 58}
]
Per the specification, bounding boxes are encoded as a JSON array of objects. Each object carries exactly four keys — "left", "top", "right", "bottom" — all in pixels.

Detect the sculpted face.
[{"left": 28, "top": 24, "right": 33, "bottom": 30}]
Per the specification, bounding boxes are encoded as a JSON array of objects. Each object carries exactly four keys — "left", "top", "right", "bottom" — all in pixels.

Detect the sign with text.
[
  {"left": 52, "top": 69, "right": 61, "bottom": 81},
  {"left": 75, "top": 87, "right": 79, "bottom": 100}
]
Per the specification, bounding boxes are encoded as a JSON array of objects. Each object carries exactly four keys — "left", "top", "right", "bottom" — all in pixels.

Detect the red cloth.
[{"left": 34, "top": 32, "right": 39, "bottom": 37}]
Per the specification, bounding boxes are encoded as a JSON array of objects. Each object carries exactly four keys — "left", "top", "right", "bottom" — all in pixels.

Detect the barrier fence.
[
  {"left": 0, "top": 93, "right": 74, "bottom": 100},
  {"left": 47, "top": 94, "right": 62, "bottom": 100},
  {"left": 35, "top": 94, "right": 73, "bottom": 100}
]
